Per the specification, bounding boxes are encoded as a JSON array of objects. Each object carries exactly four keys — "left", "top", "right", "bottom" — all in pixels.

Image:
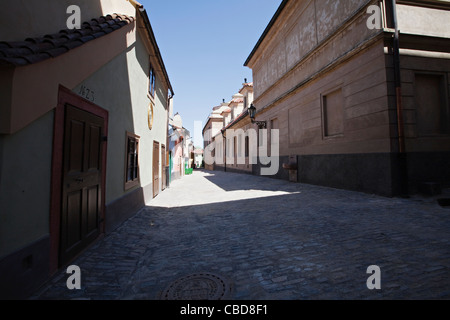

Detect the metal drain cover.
[{"left": 160, "top": 273, "right": 232, "bottom": 300}]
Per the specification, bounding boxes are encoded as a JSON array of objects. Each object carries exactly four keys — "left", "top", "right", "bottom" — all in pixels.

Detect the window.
[
  {"left": 238, "top": 134, "right": 242, "bottom": 158},
  {"left": 125, "top": 132, "right": 140, "bottom": 190},
  {"left": 270, "top": 118, "right": 279, "bottom": 156},
  {"left": 322, "top": 89, "right": 344, "bottom": 138},
  {"left": 245, "top": 136, "right": 249, "bottom": 157},
  {"left": 234, "top": 136, "right": 237, "bottom": 164},
  {"left": 258, "top": 129, "right": 265, "bottom": 147},
  {"left": 149, "top": 63, "right": 156, "bottom": 98},
  {"left": 415, "top": 73, "right": 449, "bottom": 136}
]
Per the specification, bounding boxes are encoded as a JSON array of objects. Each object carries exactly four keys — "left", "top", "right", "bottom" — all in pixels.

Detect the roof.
[
  {"left": 239, "top": 82, "right": 253, "bottom": 94},
  {"left": 136, "top": 5, "right": 174, "bottom": 96},
  {"left": 230, "top": 98, "right": 244, "bottom": 104},
  {"left": 0, "top": 14, "right": 135, "bottom": 66},
  {"left": 244, "top": 0, "right": 289, "bottom": 67},
  {"left": 222, "top": 109, "right": 250, "bottom": 132},
  {"left": 221, "top": 107, "right": 232, "bottom": 114}
]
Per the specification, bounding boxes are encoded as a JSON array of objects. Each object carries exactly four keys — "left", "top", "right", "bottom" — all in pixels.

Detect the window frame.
[
  {"left": 124, "top": 132, "right": 141, "bottom": 190},
  {"left": 149, "top": 63, "right": 156, "bottom": 99},
  {"left": 413, "top": 71, "right": 450, "bottom": 137},
  {"left": 321, "top": 87, "right": 345, "bottom": 139}
]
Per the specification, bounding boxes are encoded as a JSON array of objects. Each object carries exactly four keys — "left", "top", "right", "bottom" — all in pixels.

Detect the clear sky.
[{"left": 140, "top": 0, "right": 283, "bottom": 148}]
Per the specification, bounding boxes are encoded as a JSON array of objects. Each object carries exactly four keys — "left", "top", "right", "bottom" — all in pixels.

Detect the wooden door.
[
  {"left": 153, "top": 141, "right": 160, "bottom": 198},
  {"left": 161, "top": 145, "right": 166, "bottom": 191},
  {"left": 60, "top": 105, "right": 104, "bottom": 265}
]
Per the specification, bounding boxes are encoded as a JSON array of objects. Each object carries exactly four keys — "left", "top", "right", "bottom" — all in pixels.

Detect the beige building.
[
  {"left": 211, "top": 82, "right": 255, "bottom": 173},
  {"left": 0, "top": 0, "right": 173, "bottom": 298},
  {"left": 242, "top": 0, "right": 450, "bottom": 196},
  {"left": 202, "top": 101, "right": 231, "bottom": 171}
]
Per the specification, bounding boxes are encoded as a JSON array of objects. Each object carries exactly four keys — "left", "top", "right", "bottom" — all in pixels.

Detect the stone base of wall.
[
  {"left": 238, "top": 152, "right": 450, "bottom": 197},
  {"left": 105, "top": 185, "right": 149, "bottom": 234},
  {"left": 0, "top": 236, "right": 50, "bottom": 300}
]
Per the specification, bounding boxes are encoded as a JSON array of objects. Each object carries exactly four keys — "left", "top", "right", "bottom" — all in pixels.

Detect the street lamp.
[
  {"left": 248, "top": 103, "right": 267, "bottom": 129},
  {"left": 221, "top": 128, "right": 227, "bottom": 172}
]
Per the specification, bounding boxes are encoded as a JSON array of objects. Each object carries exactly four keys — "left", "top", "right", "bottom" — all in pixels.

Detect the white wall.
[
  {"left": 397, "top": 4, "right": 450, "bottom": 38},
  {"left": 0, "top": 111, "right": 54, "bottom": 258},
  {"left": 73, "top": 32, "right": 168, "bottom": 204}
]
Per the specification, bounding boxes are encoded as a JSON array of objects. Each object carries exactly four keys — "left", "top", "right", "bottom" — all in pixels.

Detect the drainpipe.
[
  {"left": 221, "top": 129, "right": 227, "bottom": 172},
  {"left": 391, "top": 0, "right": 408, "bottom": 196},
  {"left": 392, "top": 0, "right": 405, "bottom": 154}
]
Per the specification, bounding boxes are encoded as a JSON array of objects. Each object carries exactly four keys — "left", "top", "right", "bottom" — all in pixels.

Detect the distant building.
[
  {"left": 194, "top": 149, "right": 204, "bottom": 168},
  {"left": 169, "top": 113, "right": 185, "bottom": 180},
  {"left": 203, "top": 82, "right": 254, "bottom": 172},
  {"left": 212, "top": 82, "right": 255, "bottom": 173},
  {"left": 202, "top": 101, "right": 231, "bottom": 171},
  {"left": 243, "top": 0, "right": 450, "bottom": 196}
]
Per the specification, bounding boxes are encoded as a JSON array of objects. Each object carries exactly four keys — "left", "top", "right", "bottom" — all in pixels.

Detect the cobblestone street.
[{"left": 31, "top": 170, "right": 450, "bottom": 300}]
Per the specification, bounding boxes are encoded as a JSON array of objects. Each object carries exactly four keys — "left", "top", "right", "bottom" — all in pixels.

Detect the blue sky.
[{"left": 140, "top": 0, "right": 282, "bottom": 147}]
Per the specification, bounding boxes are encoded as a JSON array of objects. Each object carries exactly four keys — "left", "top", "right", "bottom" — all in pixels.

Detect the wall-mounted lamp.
[{"left": 248, "top": 103, "right": 267, "bottom": 129}]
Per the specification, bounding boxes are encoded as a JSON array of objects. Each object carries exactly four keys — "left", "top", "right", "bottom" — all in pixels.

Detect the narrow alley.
[{"left": 31, "top": 170, "right": 450, "bottom": 300}]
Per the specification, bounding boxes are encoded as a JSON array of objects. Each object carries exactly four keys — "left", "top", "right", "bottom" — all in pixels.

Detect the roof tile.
[
  {"left": 44, "top": 47, "right": 69, "bottom": 58},
  {"left": 1, "top": 57, "right": 29, "bottom": 66},
  {"left": 43, "top": 32, "right": 65, "bottom": 40},
  {"left": 43, "top": 37, "right": 68, "bottom": 47},
  {"left": 24, "top": 42, "right": 53, "bottom": 53},
  {"left": 0, "top": 13, "right": 135, "bottom": 67},
  {"left": 92, "top": 31, "right": 107, "bottom": 39},
  {"left": 79, "top": 35, "right": 96, "bottom": 43},
  {"left": 23, "top": 53, "right": 51, "bottom": 65},
  {"left": 62, "top": 40, "right": 84, "bottom": 50},
  {"left": 0, "top": 47, "right": 33, "bottom": 58}
]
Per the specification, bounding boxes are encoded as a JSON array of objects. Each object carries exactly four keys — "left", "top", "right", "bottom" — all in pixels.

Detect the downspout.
[
  {"left": 391, "top": 0, "right": 408, "bottom": 195},
  {"left": 221, "top": 129, "right": 227, "bottom": 172},
  {"left": 391, "top": 0, "right": 405, "bottom": 154}
]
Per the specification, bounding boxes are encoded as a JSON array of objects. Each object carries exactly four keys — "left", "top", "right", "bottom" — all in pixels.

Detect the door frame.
[
  {"left": 49, "top": 85, "right": 108, "bottom": 275},
  {"left": 161, "top": 144, "right": 166, "bottom": 191},
  {"left": 152, "top": 141, "right": 160, "bottom": 198}
]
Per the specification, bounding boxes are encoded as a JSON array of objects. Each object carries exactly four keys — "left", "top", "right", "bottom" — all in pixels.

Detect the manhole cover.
[{"left": 160, "top": 273, "right": 232, "bottom": 300}]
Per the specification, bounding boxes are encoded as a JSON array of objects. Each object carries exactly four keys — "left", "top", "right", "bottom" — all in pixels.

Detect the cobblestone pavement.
[{"left": 31, "top": 170, "right": 450, "bottom": 300}]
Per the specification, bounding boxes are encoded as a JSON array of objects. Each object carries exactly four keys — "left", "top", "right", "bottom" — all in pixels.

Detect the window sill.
[{"left": 124, "top": 179, "right": 140, "bottom": 191}]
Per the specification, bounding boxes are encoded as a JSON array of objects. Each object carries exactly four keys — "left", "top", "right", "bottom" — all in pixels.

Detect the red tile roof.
[
  {"left": 223, "top": 109, "right": 249, "bottom": 131},
  {"left": 239, "top": 82, "right": 253, "bottom": 93},
  {"left": 0, "top": 14, "right": 135, "bottom": 66},
  {"left": 230, "top": 98, "right": 244, "bottom": 104}
]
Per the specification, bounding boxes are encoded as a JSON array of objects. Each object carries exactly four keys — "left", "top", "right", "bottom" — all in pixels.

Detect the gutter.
[
  {"left": 391, "top": 0, "right": 408, "bottom": 196},
  {"left": 391, "top": 0, "right": 405, "bottom": 154}
]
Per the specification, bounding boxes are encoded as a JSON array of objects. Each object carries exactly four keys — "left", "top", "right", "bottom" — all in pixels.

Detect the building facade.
[
  {"left": 0, "top": 0, "right": 173, "bottom": 298},
  {"left": 243, "top": 0, "right": 450, "bottom": 196}
]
